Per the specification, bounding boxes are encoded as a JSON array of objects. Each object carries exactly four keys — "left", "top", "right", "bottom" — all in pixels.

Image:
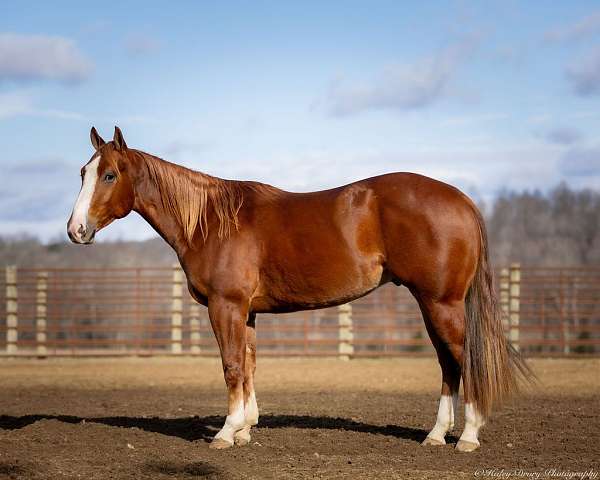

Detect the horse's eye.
[{"left": 104, "top": 173, "right": 116, "bottom": 183}]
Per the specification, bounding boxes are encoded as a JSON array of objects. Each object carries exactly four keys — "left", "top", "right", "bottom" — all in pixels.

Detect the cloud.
[
  {"left": 543, "top": 127, "right": 583, "bottom": 145},
  {"left": 545, "top": 10, "right": 600, "bottom": 42},
  {"left": 0, "top": 91, "right": 84, "bottom": 121},
  {"left": 34, "top": 108, "right": 85, "bottom": 120},
  {"left": 0, "top": 33, "right": 93, "bottom": 84},
  {"left": 566, "top": 47, "right": 600, "bottom": 96},
  {"left": 323, "top": 36, "right": 480, "bottom": 116},
  {"left": 124, "top": 34, "right": 160, "bottom": 57},
  {"left": 559, "top": 147, "right": 600, "bottom": 177},
  {"left": 0, "top": 159, "right": 76, "bottom": 223}
]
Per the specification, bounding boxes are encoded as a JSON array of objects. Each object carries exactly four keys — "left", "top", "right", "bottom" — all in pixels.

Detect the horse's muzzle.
[{"left": 67, "top": 221, "right": 96, "bottom": 244}]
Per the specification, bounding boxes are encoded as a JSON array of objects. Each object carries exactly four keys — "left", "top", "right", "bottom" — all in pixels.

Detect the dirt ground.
[{"left": 0, "top": 357, "right": 598, "bottom": 480}]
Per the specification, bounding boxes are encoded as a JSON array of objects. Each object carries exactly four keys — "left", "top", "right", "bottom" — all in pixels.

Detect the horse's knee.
[{"left": 223, "top": 364, "right": 243, "bottom": 388}]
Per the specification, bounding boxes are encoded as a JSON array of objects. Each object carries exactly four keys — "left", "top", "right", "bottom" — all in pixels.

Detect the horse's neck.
[
  {"left": 136, "top": 205, "right": 187, "bottom": 253},
  {"left": 130, "top": 153, "right": 200, "bottom": 255}
]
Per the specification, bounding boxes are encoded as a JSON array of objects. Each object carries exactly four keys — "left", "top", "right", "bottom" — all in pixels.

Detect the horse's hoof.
[
  {"left": 455, "top": 440, "right": 480, "bottom": 452},
  {"left": 421, "top": 436, "right": 445, "bottom": 446},
  {"left": 234, "top": 429, "right": 251, "bottom": 446},
  {"left": 209, "top": 438, "right": 233, "bottom": 450}
]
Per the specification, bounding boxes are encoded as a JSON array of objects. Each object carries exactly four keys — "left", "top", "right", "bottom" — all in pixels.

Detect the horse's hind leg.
[
  {"left": 234, "top": 313, "right": 259, "bottom": 446},
  {"left": 418, "top": 299, "right": 464, "bottom": 446}
]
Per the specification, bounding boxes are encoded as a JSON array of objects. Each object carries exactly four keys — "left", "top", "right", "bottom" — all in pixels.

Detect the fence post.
[
  {"left": 189, "top": 303, "right": 201, "bottom": 354},
  {"left": 36, "top": 271, "right": 48, "bottom": 357},
  {"left": 171, "top": 264, "right": 183, "bottom": 354},
  {"left": 338, "top": 303, "right": 354, "bottom": 360},
  {"left": 559, "top": 270, "right": 569, "bottom": 355},
  {"left": 5, "top": 266, "right": 18, "bottom": 354},
  {"left": 500, "top": 267, "right": 510, "bottom": 330},
  {"left": 509, "top": 263, "right": 520, "bottom": 351}
]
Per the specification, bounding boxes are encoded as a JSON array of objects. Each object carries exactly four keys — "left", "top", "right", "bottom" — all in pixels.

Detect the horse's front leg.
[{"left": 208, "top": 296, "right": 248, "bottom": 449}]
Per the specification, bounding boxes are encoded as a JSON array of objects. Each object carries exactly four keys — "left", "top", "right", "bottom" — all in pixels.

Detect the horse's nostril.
[{"left": 77, "top": 224, "right": 86, "bottom": 236}]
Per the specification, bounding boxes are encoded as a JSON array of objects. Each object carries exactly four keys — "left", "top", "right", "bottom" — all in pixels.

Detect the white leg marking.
[
  {"left": 68, "top": 155, "right": 99, "bottom": 241},
  {"left": 458, "top": 403, "right": 485, "bottom": 445},
  {"left": 426, "top": 394, "right": 455, "bottom": 443},
  {"left": 234, "top": 389, "right": 258, "bottom": 445},
  {"left": 245, "top": 390, "right": 259, "bottom": 426},
  {"left": 214, "top": 400, "right": 245, "bottom": 445}
]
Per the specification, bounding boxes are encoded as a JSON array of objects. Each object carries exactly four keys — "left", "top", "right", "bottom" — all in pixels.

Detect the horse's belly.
[
  {"left": 252, "top": 181, "right": 387, "bottom": 313},
  {"left": 252, "top": 255, "right": 386, "bottom": 313}
]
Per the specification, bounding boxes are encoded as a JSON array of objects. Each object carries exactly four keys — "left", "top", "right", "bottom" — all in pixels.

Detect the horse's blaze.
[{"left": 68, "top": 155, "right": 99, "bottom": 242}]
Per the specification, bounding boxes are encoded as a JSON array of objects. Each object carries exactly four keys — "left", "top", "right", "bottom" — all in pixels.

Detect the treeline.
[
  {"left": 0, "top": 236, "right": 176, "bottom": 268},
  {"left": 0, "top": 183, "right": 598, "bottom": 267},
  {"left": 487, "top": 183, "right": 600, "bottom": 265}
]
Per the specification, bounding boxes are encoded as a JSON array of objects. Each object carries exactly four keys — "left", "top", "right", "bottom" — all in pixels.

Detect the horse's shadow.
[{"left": 0, "top": 413, "right": 451, "bottom": 444}]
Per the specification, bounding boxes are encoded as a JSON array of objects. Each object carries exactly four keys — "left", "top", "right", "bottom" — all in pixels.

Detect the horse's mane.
[{"left": 137, "top": 151, "right": 244, "bottom": 244}]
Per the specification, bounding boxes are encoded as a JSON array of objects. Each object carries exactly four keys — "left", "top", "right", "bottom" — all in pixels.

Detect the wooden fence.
[{"left": 0, "top": 265, "right": 598, "bottom": 357}]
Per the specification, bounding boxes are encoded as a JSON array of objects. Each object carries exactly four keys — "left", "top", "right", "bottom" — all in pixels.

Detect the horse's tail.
[{"left": 463, "top": 208, "right": 534, "bottom": 418}]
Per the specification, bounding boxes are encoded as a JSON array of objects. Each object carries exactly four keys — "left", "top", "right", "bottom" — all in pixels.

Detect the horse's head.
[{"left": 67, "top": 126, "right": 135, "bottom": 244}]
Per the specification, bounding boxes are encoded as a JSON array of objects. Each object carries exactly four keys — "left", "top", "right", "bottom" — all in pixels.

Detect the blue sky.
[{"left": 1, "top": 1, "right": 599, "bottom": 241}]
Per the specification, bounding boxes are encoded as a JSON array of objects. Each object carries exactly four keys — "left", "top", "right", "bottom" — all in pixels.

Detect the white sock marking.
[
  {"left": 214, "top": 400, "right": 245, "bottom": 444},
  {"left": 427, "top": 394, "right": 456, "bottom": 443},
  {"left": 245, "top": 390, "right": 258, "bottom": 426},
  {"left": 459, "top": 402, "right": 485, "bottom": 445}
]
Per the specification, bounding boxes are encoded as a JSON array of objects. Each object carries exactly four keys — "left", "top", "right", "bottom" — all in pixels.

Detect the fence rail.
[{"left": 1, "top": 264, "right": 599, "bottom": 357}]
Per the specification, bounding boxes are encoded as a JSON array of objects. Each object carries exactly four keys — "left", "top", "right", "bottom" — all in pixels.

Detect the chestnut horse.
[{"left": 67, "top": 127, "right": 530, "bottom": 452}]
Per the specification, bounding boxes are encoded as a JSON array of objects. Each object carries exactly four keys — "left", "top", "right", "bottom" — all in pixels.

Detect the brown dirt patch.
[{"left": 0, "top": 357, "right": 598, "bottom": 479}]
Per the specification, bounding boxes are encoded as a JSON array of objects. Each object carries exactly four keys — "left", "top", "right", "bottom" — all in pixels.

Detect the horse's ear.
[
  {"left": 90, "top": 126, "right": 105, "bottom": 151},
  {"left": 113, "top": 126, "right": 127, "bottom": 151}
]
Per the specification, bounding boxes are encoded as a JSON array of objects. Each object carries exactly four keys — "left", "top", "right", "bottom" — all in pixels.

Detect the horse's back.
[{"left": 246, "top": 172, "right": 479, "bottom": 311}]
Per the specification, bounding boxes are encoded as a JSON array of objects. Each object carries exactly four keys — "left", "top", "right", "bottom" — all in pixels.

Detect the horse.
[{"left": 67, "top": 126, "right": 531, "bottom": 452}]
